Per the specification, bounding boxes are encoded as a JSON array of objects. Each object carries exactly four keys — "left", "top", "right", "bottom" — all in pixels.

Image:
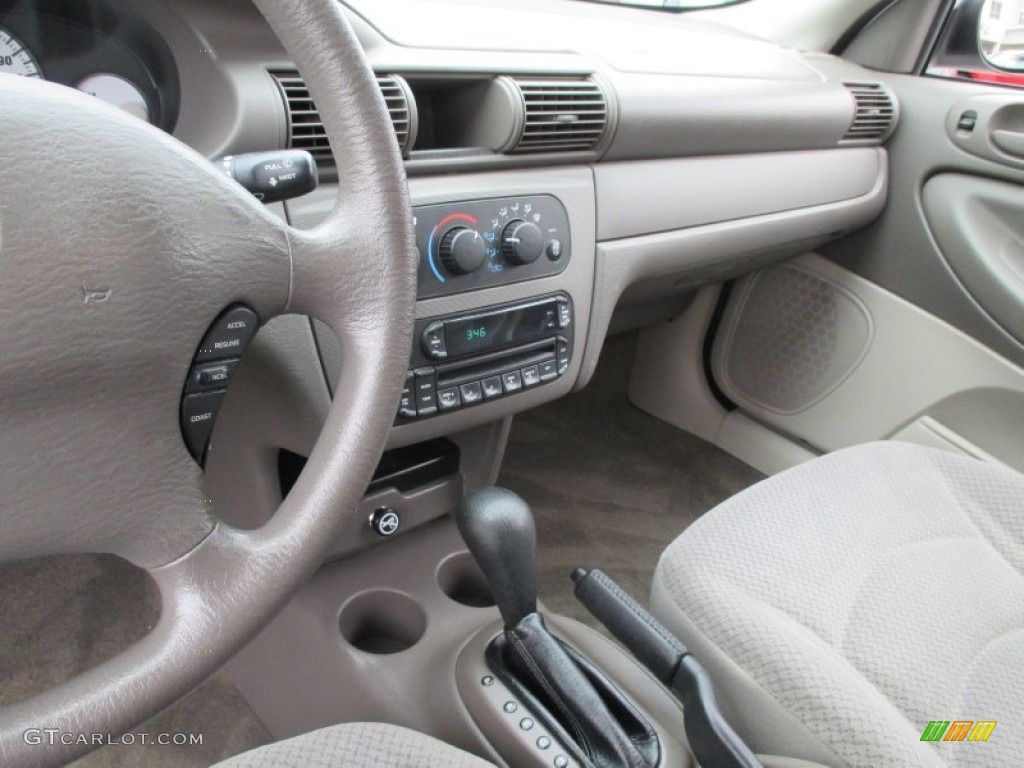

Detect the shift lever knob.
[{"left": 455, "top": 486, "right": 537, "bottom": 628}]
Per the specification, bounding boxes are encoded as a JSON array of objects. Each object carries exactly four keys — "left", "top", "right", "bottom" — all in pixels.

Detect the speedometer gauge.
[{"left": 0, "top": 26, "right": 42, "bottom": 78}]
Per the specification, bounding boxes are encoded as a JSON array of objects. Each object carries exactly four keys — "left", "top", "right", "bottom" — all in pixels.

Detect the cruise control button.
[
  {"left": 554, "top": 756, "right": 569, "bottom": 768},
  {"left": 438, "top": 387, "right": 461, "bottom": 411},
  {"left": 482, "top": 376, "right": 504, "bottom": 399},
  {"left": 459, "top": 381, "right": 483, "bottom": 405},
  {"left": 196, "top": 306, "right": 259, "bottom": 362},
  {"left": 537, "top": 736, "right": 551, "bottom": 750},
  {"left": 181, "top": 390, "right": 225, "bottom": 462},
  {"left": 501, "top": 370, "right": 523, "bottom": 392},
  {"left": 538, "top": 358, "right": 558, "bottom": 382},
  {"left": 398, "top": 372, "right": 417, "bottom": 419},
  {"left": 187, "top": 360, "right": 239, "bottom": 394},
  {"left": 521, "top": 365, "right": 540, "bottom": 387}
]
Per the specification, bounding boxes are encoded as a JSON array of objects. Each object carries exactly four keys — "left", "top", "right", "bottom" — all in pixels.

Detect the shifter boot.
[{"left": 486, "top": 612, "right": 659, "bottom": 768}]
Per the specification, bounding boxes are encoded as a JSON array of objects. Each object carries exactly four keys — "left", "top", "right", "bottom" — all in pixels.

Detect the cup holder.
[
  {"left": 339, "top": 589, "right": 427, "bottom": 654},
  {"left": 437, "top": 551, "right": 496, "bottom": 608}
]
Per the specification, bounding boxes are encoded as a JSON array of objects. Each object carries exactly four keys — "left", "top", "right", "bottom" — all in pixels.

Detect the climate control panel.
[{"left": 414, "top": 195, "right": 570, "bottom": 299}]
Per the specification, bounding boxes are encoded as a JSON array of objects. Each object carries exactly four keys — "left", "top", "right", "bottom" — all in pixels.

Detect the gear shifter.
[
  {"left": 456, "top": 487, "right": 658, "bottom": 768},
  {"left": 454, "top": 486, "right": 537, "bottom": 627}
]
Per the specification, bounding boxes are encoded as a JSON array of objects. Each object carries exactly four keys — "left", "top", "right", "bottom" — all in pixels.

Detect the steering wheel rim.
[{"left": 0, "top": 1, "right": 416, "bottom": 764}]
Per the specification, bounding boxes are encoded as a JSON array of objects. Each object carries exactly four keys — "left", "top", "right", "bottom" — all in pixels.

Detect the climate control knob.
[
  {"left": 501, "top": 220, "right": 544, "bottom": 265},
  {"left": 439, "top": 227, "right": 487, "bottom": 275}
]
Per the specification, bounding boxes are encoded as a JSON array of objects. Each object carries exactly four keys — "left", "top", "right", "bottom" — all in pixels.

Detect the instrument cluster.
[{"left": 0, "top": 0, "right": 179, "bottom": 131}]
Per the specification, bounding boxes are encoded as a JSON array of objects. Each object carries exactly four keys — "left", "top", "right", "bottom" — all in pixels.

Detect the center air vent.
[
  {"left": 270, "top": 70, "right": 416, "bottom": 162},
  {"left": 841, "top": 83, "right": 896, "bottom": 144},
  {"left": 508, "top": 77, "right": 609, "bottom": 153}
]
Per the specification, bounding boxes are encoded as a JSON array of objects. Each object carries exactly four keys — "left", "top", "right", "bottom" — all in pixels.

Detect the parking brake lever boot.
[{"left": 456, "top": 488, "right": 657, "bottom": 768}]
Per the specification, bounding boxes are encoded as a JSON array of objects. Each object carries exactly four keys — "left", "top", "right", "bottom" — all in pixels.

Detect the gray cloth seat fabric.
[
  {"left": 651, "top": 441, "right": 1024, "bottom": 768},
  {"left": 213, "top": 722, "right": 495, "bottom": 767}
]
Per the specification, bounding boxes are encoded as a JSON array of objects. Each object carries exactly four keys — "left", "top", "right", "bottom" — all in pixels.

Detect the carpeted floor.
[
  {"left": 0, "top": 333, "right": 762, "bottom": 767},
  {"left": 500, "top": 333, "right": 765, "bottom": 625}
]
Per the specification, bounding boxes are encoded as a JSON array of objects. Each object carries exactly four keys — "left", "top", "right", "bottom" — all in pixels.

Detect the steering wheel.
[{"left": 0, "top": 1, "right": 415, "bottom": 764}]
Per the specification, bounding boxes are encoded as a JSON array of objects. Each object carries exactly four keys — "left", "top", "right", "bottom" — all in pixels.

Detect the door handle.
[{"left": 990, "top": 128, "right": 1024, "bottom": 157}]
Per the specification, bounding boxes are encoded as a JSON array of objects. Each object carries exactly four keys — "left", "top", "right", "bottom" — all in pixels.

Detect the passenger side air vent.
[
  {"left": 841, "top": 83, "right": 896, "bottom": 144},
  {"left": 508, "top": 77, "right": 608, "bottom": 153},
  {"left": 270, "top": 70, "right": 415, "bottom": 162}
]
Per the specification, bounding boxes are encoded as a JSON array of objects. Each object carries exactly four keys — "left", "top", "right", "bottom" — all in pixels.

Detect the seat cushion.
[
  {"left": 212, "top": 722, "right": 495, "bottom": 767},
  {"left": 651, "top": 442, "right": 1024, "bottom": 768}
]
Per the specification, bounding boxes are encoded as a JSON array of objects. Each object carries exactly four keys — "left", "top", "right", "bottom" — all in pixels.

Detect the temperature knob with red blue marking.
[{"left": 439, "top": 226, "right": 487, "bottom": 275}]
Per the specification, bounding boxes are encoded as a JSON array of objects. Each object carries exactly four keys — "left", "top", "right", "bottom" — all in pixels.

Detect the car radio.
[{"left": 398, "top": 293, "right": 573, "bottom": 421}]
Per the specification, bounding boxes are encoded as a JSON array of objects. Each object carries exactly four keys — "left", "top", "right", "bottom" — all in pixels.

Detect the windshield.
[{"left": 578, "top": 0, "right": 746, "bottom": 9}]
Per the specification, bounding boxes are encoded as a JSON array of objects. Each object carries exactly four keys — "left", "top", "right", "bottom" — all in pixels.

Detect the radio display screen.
[{"left": 444, "top": 301, "right": 556, "bottom": 358}]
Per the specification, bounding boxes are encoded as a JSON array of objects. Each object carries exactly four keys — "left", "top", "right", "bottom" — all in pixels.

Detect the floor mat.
[
  {"left": 0, "top": 554, "right": 271, "bottom": 767},
  {"left": 499, "top": 333, "right": 765, "bottom": 626}
]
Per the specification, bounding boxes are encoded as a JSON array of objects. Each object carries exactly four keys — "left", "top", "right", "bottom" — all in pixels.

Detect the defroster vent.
[
  {"left": 509, "top": 77, "right": 609, "bottom": 153},
  {"left": 841, "top": 83, "right": 896, "bottom": 144},
  {"left": 271, "top": 70, "right": 415, "bottom": 162}
]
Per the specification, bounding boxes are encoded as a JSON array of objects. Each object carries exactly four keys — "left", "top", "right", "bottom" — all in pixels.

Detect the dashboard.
[{"left": 1, "top": 0, "right": 897, "bottom": 540}]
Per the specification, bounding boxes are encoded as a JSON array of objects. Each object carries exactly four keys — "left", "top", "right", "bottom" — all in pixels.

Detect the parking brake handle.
[{"left": 573, "top": 567, "right": 763, "bottom": 768}]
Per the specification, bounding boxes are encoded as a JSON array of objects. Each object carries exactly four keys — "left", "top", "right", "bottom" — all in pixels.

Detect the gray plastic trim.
[
  {"left": 602, "top": 73, "right": 855, "bottom": 161},
  {"left": 594, "top": 148, "right": 885, "bottom": 241},
  {"left": 580, "top": 161, "right": 888, "bottom": 389}
]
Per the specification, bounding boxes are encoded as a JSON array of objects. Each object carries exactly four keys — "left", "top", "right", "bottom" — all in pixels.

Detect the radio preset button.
[
  {"left": 438, "top": 388, "right": 461, "bottom": 411},
  {"left": 502, "top": 371, "right": 523, "bottom": 392},
  {"left": 543, "top": 308, "right": 558, "bottom": 331},
  {"left": 538, "top": 358, "right": 558, "bottom": 382},
  {"left": 398, "top": 372, "right": 417, "bottom": 419},
  {"left": 482, "top": 376, "right": 504, "bottom": 398},
  {"left": 521, "top": 365, "right": 541, "bottom": 387},
  {"left": 556, "top": 338, "right": 570, "bottom": 375},
  {"left": 459, "top": 381, "right": 483, "bottom": 405},
  {"left": 557, "top": 300, "right": 571, "bottom": 329},
  {"left": 414, "top": 369, "right": 438, "bottom": 416},
  {"left": 421, "top": 321, "right": 448, "bottom": 360}
]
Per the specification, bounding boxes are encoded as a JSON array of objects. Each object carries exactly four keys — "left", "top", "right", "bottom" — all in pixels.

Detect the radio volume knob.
[
  {"left": 439, "top": 227, "right": 487, "bottom": 275},
  {"left": 501, "top": 220, "right": 544, "bottom": 265}
]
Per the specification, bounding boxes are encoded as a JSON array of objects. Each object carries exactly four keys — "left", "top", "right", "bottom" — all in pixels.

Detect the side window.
[{"left": 927, "top": 0, "right": 1024, "bottom": 87}]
